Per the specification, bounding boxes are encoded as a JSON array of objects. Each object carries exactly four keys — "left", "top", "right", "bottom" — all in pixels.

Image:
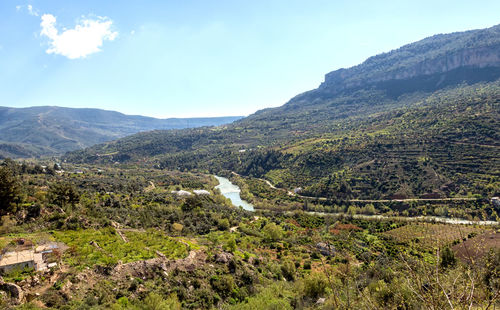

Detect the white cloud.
[
  {"left": 27, "top": 5, "right": 38, "bottom": 16},
  {"left": 40, "top": 14, "right": 118, "bottom": 59}
]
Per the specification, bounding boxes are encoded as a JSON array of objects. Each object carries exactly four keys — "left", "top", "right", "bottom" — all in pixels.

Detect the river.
[
  {"left": 214, "top": 176, "right": 498, "bottom": 225},
  {"left": 214, "top": 176, "right": 255, "bottom": 211}
]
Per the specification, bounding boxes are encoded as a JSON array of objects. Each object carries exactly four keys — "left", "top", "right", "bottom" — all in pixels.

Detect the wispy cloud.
[
  {"left": 16, "top": 4, "right": 39, "bottom": 16},
  {"left": 27, "top": 5, "right": 38, "bottom": 16},
  {"left": 40, "top": 14, "right": 118, "bottom": 59}
]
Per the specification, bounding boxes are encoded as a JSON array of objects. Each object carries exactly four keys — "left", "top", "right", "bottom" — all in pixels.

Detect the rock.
[
  {"left": 155, "top": 250, "right": 166, "bottom": 258},
  {"left": 171, "top": 190, "right": 192, "bottom": 197},
  {"left": 90, "top": 241, "right": 102, "bottom": 249},
  {"left": 316, "top": 242, "right": 335, "bottom": 256},
  {"left": 322, "top": 45, "right": 500, "bottom": 92},
  {"left": 31, "top": 276, "right": 40, "bottom": 286},
  {"left": 215, "top": 252, "right": 233, "bottom": 264},
  {"left": 0, "top": 282, "right": 24, "bottom": 303},
  {"left": 316, "top": 297, "right": 326, "bottom": 304}
]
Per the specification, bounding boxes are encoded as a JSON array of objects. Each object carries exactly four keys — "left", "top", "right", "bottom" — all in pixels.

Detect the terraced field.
[
  {"left": 453, "top": 230, "right": 500, "bottom": 263},
  {"left": 383, "top": 223, "right": 487, "bottom": 250}
]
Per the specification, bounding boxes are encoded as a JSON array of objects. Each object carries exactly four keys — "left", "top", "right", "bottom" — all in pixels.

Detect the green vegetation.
[
  {"left": 53, "top": 228, "right": 187, "bottom": 268},
  {"left": 0, "top": 165, "right": 21, "bottom": 215},
  {"left": 0, "top": 160, "right": 497, "bottom": 309},
  {"left": 1, "top": 25, "right": 499, "bottom": 309},
  {"left": 65, "top": 81, "right": 500, "bottom": 215},
  {"left": 0, "top": 106, "right": 242, "bottom": 158}
]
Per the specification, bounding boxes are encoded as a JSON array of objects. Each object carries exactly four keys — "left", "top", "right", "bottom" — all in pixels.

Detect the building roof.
[{"left": 193, "top": 190, "right": 210, "bottom": 195}]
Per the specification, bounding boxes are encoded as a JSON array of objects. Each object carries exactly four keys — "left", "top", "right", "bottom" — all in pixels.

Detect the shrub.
[
  {"left": 440, "top": 247, "right": 456, "bottom": 269},
  {"left": 303, "top": 260, "right": 312, "bottom": 270},
  {"left": 263, "top": 223, "right": 283, "bottom": 242},
  {"left": 142, "top": 293, "right": 181, "bottom": 310},
  {"left": 281, "top": 260, "right": 296, "bottom": 281},
  {"left": 303, "top": 272, "right": 328, "bottom": 299},
  {"left": 211, "top": 275, "right": 235, "bottom": 297}
]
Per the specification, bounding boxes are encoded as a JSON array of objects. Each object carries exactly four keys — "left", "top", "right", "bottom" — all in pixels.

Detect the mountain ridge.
[
  {"left": 321, "top": 24, "right": 500, "bottom": 91},
  {"left": 0, "top": 106, "right": 242, "bottom": 158}
]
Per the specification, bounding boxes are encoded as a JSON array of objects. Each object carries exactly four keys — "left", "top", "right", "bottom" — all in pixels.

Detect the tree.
[
  {"left": 48, "top": 182, "right": 80, "bottom": 209},
  {"left": 0, "top": 166, "right": 21, "bottom": 215},
  {"left": 263, "top": 222, "right": 283, "bottom": 242},
  {"left": 218, "top": 218, "right": 230, "bottom": 231},
  {"left": 440, "top": 247, "right": 456, "bottom": 269},
  {"left": 225, "top": 236, "right": 237, "bottom": 253}
]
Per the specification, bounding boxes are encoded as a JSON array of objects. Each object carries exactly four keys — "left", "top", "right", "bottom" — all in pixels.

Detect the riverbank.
[
  {"left": 215, "top": 175, "right": 498, "bottom": 226},
  {"left": 214, "top": 175, "right": 255, "bottom": 211}
]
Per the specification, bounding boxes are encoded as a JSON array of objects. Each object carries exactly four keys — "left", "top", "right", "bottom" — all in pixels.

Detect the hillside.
[
  {"left": 1, "top": 160, "right": 498, "bottom": 309},
  {"left": 0, "top": 106, "right": 242, "bottom": 158},
  {"left": 65, "top": 24, "right": 500, "bottom": 200}
]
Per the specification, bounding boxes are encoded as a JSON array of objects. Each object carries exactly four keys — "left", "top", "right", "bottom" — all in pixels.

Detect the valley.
[
  {"left": 0, "top": 23, "right": 499, "bottom": 309},
  {"left": 0, "top": 106, "right": 242, "bottom": 158},
  {"left": 0, "top": 162, "right": 498, "bottom": 309}
]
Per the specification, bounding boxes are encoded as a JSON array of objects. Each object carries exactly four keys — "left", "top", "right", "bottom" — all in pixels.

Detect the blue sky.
[{"left": 1, "top": 1, "right": 499, "bottom": 118}]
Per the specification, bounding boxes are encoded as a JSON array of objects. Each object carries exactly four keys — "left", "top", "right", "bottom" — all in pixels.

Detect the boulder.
[
  {"left": 316, "top": 242, "right": 335, "bottom": 256},
  {"left": 215, "top": 252, "right": 233, "bottom": 264},
  {"left": 0, "top": 282, "right": 24, "bottom": 303},
  {"left": 316, "top": 297, "right": 326, "bottom": 304}
]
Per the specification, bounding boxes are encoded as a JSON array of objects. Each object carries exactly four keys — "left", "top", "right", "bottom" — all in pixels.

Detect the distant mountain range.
[
  {"left": 0, "top": 106, "right": 242, "bottom": 158},
  {"left": 66, "top": 24, "right": 500, "bottom": 200}
]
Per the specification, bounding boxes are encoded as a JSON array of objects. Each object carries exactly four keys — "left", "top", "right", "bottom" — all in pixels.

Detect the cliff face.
[{"left": 319, "top": 25, "right": 500, "bottom": 92}]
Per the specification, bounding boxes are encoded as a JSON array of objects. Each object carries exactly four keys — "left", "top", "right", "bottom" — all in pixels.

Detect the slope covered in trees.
[
  {"left": 65, "top": 24, "right": 500, "bottom": 201},
  {"left": 0, "top": 106, "right": 242, "bottom": 158}
]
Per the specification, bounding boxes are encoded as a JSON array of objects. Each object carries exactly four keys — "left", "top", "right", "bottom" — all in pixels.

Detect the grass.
[{"left": 53, "top": 228, "right": 188, "bottom": 268}]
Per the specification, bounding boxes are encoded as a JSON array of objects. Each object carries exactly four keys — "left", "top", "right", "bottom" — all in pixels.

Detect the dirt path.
[
  {"left": 30, "top": 264, "right": 69, "bottom": 297},
  {"left": 116, "top": 230, "right": 129, "bottom": 243}
]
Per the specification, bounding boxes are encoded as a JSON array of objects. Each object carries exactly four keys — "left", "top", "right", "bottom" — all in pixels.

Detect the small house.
[
  {"left": 0, "top": 243, "right": 61, "bottom": 274},
  {"left": 0, "top": 250, "right": 44, "bottom": 273}
]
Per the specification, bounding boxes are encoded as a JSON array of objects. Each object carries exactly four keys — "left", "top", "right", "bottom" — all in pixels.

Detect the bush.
[
  {"left": 263, "top": 223, "right": 283, "bottom": 242},
  {"left": 440, "top": 247, "right": 456, "bottom": 269},
  {"left": 281, "top": 260, "right": 296, "bottom": 281},
  {"left": 303, "top": 260, "right": 312, "bottom": 270},
  {"left": 211, "top": 275, "right": 235, "bottom": 297},
  {"left": 303, "top": 272, "right": 328, "bottom": 299},
  {"left": 142, "top": 293, "right": 181, "bottom": 310}
]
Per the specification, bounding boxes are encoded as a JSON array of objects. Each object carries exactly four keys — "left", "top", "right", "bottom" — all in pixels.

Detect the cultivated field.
[
  {"left": 384, "top": 223, "right": 487, "bottom": 250},
  {"left": 453, "top": 230, "right": 500, "bottom": 263}
]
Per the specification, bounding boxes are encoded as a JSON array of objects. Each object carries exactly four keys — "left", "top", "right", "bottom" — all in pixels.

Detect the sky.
[{"left": 0, "top": 1, "right": 499, "bottom": 118}]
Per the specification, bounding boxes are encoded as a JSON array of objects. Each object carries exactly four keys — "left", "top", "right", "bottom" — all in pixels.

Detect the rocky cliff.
[{"left": 320, "top": 25, "right": 500, "bottom": 92}]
